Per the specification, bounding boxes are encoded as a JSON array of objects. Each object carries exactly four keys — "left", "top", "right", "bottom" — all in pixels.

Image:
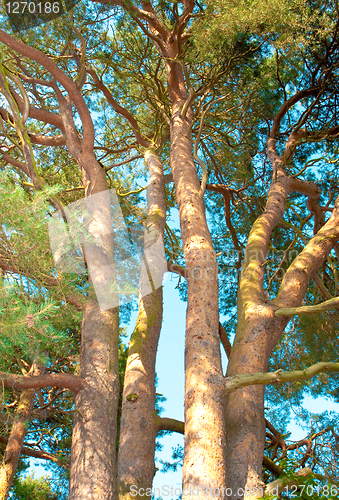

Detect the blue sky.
[
  {"left": 27, "top": 267, "right": 338, "bottom": 499},
  {"left": 27, "top": 204, "right": 339, "bottom": 499},
  {"left": 20, "top": 193, "right": 338, "bottom": 499},
  {"left": 144, "top": 273, "right": 339, "bottom": 499}
]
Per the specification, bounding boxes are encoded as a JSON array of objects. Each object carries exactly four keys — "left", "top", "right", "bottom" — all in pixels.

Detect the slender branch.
[
  {"left": 29, "top": 133, "right": 66, "bottom": 147},
  {"left": 117, "top": 185, "right": 147, "bottom": 197},
  {"left": 0, "top": 436, "right": 66, "bottom": 466},
  {"left": 0, "top": 29, "right": 94, "bottom": 149},
  {"left": 130, "top": 15, "right": 166, "bottom": 53},
  {"left": 156, "top": 416, "right": 184, "bottom": 434},
  {"left": 206, "top": 183, "right": 240, "bottom": 251},
  {"left": 105, "top": 154, "right": 143, "bottom": 172},
  {"left": 313, "top": 273, "right": 333, "bottom": 300},
  {"left": 274, "top": 195, "right": 339, "bottom": 309},
  {"left": 225, "top": 362, "right": 339, "bottom": 395},
  {"left": 0, "top": 373, "right": 83, "bottom": 394},
  {"left": 275, "top": 296, "right": 339, "bottom": 316},
  {"left": 87, "top": 67, "right": 151, "bottom": 147},
  {"left": 9, "top": 91, "right": 65, "bottom": 131},
  {"left": 92, "top": 0, "right": 169, "bottom": 47},
  {"left": 0, "top": 360, "right": 43, "bottom": 497},
  {"left": 194, "top": 96, "right": 229, "bottom": 197},
  {"left": 263, "top": 456, "right": 282, "bottom": 477},
  {"left": 270, "top": 89, "right": 319, "bottom": 138},
  {"left": 64, "top": 295, "right": 85, "bottom": 311},
  {"left": 0, "top": 149, "right": 29, "bottom": 175},
  {"left": 177, "top": 0, "right": 195, "bottom": 34},
  {"left": 0, "top": 259, "right": 84, "bottom": 310},
  {"left": 265, "top": 418, "right": 287, "bottom": 453}
]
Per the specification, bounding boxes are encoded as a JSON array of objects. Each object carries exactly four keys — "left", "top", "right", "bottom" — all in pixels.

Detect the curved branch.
[
  {"left": 105, "top": 154, "right": 143, "bottom": 172},
  {"left": 156, "top": 416, "right": 184, "bottom": 434},
  {"left": 206, "top": 183, "right": 240, "bottom": 251},
  {"left": 93, "top": 0, "right": 169, "bottom": 39},
  {"left": 9, "top": 92, "right": 65, "bottom": 131},
  {"left": 194, "top": 96, "right": 228, "bottom": 197},
  {"left": 0, "top": 29, "right": 94, "bottom": 149},
  {"left": 265, "top": 467, "right": 324, "bottom": 496},
  {"left": 0, "top": 436, "right": 65, "bottom": 465},
  {"left": 275, "top": 296, "right": 339, "bottom": 316},
  {"left": 270, "top": 89, "right": 319, "bottom": 138},
  {"left": 225, "top": 362, "right": 339, "bottom": 395},
  {"left": 288, "top": 177, "right": 324, "bottom": 234},
  {"left": 91, "top": 0, "right": 168, "bottom": 54},
  {"left": 0, "top": 149, "right": 29, "bottom": 175},
  {"left": 0, "top": 372, "right": 83, "bottom": 394},
  {"left": 87, "top": 67, "right": 151, "bottom": 147},
  {"left": 274, "top": 195, "right": 339, "bottom": 309},
  {"left": 177, "top": 0, "right": 195, "bottom": 34},
  {"left": 0, "top": 258, "right": 84, "bottom": 311}
]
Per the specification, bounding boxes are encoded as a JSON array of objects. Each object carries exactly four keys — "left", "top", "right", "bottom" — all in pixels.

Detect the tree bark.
[
  {"left": 117, "top": 150, "right": 166, "bottom": 499},
  {"left": 167, "top": 58, "right": 226, "bottom": 499},
  {"left": 0, "top": 362, "right": 42, "bottom": 500},
  {"left": 225, "top": 313, "right": 285, "bottom": 499},
  {"left": 225, "top": 128, "right": 339, "bottom": 498},
  {"left": 224, "top": 170, "right": 290, "bottom": 498},
  {"left": 68, "top": 152, "right": 120, "bottom": 500},
  {"left": 225, "top": 361, "right": 339, "bottom": 393},
  {"left": 69, "top": 300, "right": 119, "bottom": 500}
]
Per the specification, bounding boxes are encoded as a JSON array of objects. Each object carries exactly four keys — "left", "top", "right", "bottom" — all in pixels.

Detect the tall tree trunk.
[
  {"left": 69, "top": 152, "right": 120, "bottom": 500},
  {"left": 225, "top": 311, "right": 285, "bottom": 499},
  {"left": 0, "top": 30, "right": 122, "bottom": 499},
  {"left": 118, "top": 150, "right": 166, "bottom": 499},
  {"left": 0, "top": 362, "right": 42, "bottom": 500},
  {"left": 225, "top": 142, "right": 339, "bottom": 498},
  {"left": 224, "top": 163, "right": 294, "bottom": 498},
  {"left": 69, "top": 300, "right": 119, "bottom": 500},
  {"left": 167, "top": 59, "right": 226, "bottom": 499}
]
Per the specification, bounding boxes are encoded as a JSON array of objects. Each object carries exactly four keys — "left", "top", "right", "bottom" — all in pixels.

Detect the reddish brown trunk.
[
  {"left": 69, "top": 153, "right": 120, "bottom": 500},
  {"left": 225, "top": 309, "right": 285, "bottom": 499},
  {"left": 221, "top": 159, "right": 291, "bottom": 498},
  {"left": 69, "top": 300, "right": 119, "bottom": 500},
  {"left": 224, "top": 149, "right": 339, "bottom": 497},
  {"left": 118, "top": 150, "right": 166, "bottom": 499},
  {"left": 0, "top": 363, "right": 42, "bottom": 500},
  {"left": 167, "top": 61, "right": 226, "bottom": 498}
]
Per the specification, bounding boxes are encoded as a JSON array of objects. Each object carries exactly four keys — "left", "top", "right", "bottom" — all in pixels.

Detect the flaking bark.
[
  {"left": 225, "top": 100, "right": 339, "bottom": 498},
  {"left": 69, "top": 299, "right": 119, "bottom": 500},
  {"left": 118, "top": 150, "right": 166, "bottom": 499},
  {"left": 0, "top": 362, "right": 42, "bottom": 500},
  {"left": 167, "top": 67, "right": 226, "bottom": 498}
]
